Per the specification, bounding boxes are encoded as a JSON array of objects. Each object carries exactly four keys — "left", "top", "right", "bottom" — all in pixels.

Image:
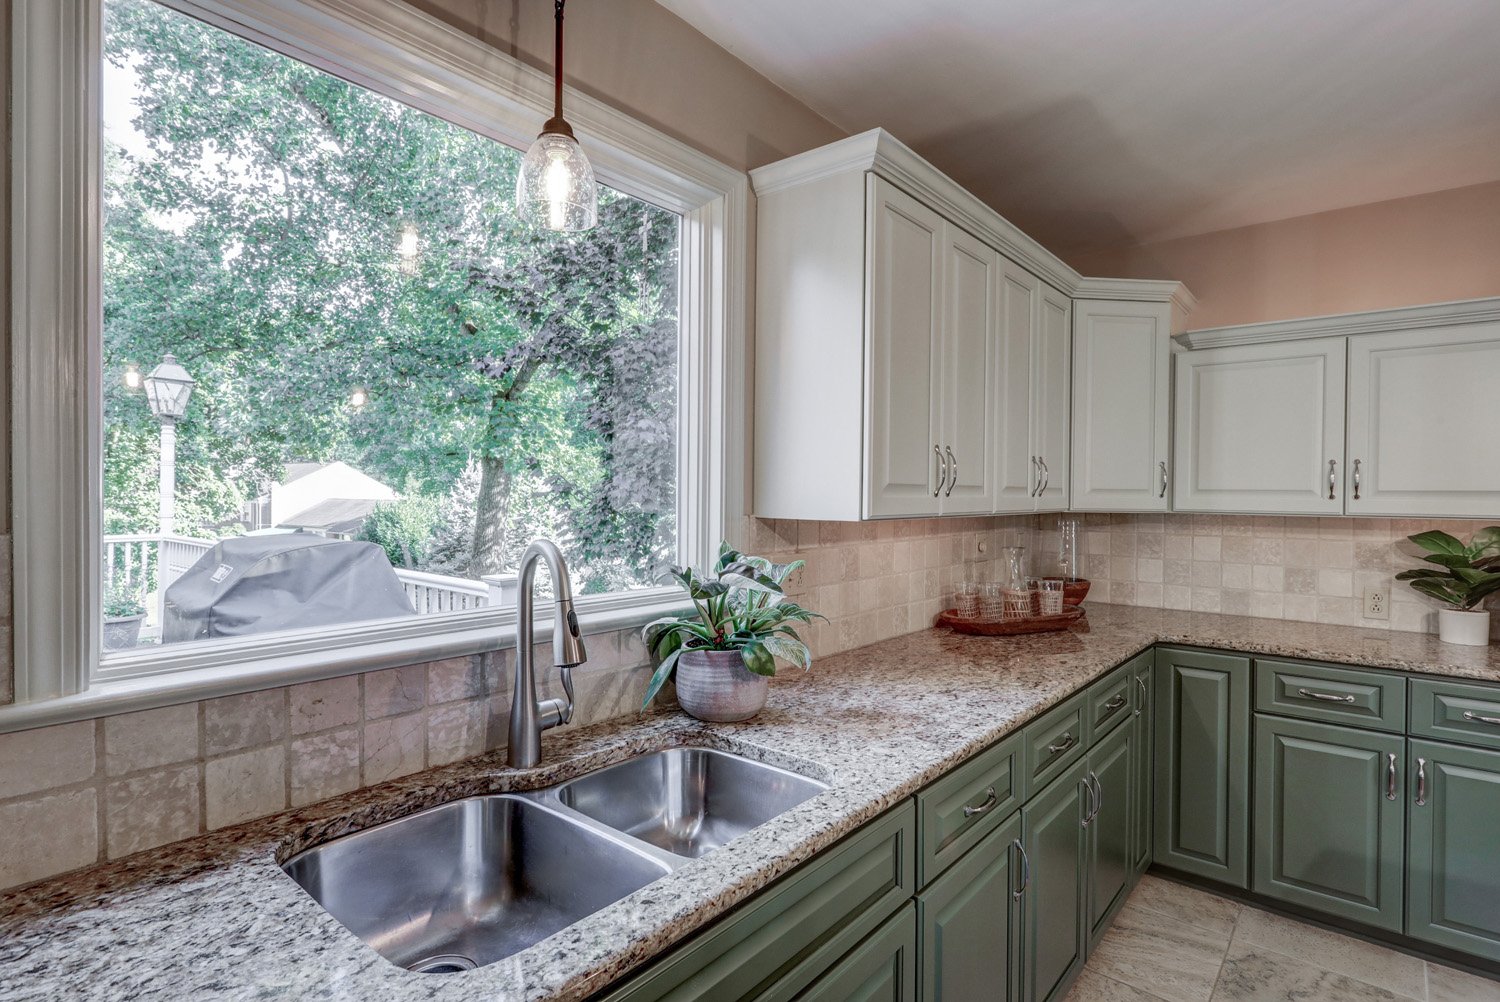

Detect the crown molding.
[
  {"left": 1073, "top": 276, "right": 1197, "bottom": 316},
  {"left": 1175, "top": 296, "right": 1500, "bottom": 350},
  {"left": 751, "top": 128, "right": 1084, "bottom": 296}
]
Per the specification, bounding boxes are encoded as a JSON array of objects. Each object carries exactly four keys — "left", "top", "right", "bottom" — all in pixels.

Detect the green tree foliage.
[{"left": 102, "top": 0, "right": 679, "bottom": 591}]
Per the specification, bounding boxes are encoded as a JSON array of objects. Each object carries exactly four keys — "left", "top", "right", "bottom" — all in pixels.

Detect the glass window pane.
[{"left": 100, "top": 0, "right": 680, "bottom": 651}]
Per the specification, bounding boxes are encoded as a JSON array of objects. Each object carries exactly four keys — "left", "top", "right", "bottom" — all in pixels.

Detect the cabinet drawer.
[
  {"left": 599, "top": 801, "right": 916, "bottom": 1002},
  {"left": 1411, "top": 679, "right": 1500, "bottom": 751},
  {"left": 1254, "top": 658, "right": 1406, "bottom": 732},
  {"left": 1087, "top": 663, "right": 1134, "bottom": 741},
  {"left": 916, "top": 733, "right": 1022, "bottom": 887},
  {"left": 1023, "top": 691, "right": 1087, "bottom": 799}
]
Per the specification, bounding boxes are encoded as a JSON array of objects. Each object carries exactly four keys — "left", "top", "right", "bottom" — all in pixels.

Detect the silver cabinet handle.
[
  {"left": 1100, "top": 693, "right": 1128, "bottom": 722},
  {"left": 945, "top": 446, "right": 958, "bottom": 497},
  {"left": 1352, "top": 459, "right": 1362, "bottom": 501},
  {"left": 1046, "top": 732, "right": 1076, "bottom": 757},
  {"left": 933, "top": 445, "right": 946, "bottom": 498},
  {"left": 1297, "top": 687, "right": 1355, "bottom": 704},
  {"left": 1463, "top": 710, "right": 1500, "bottom": 726},
  {"left": 1328, "top": 459, "right": 1338, "bottom": 501},
  {"left": 1093, "top": 773, "right": 1104, "bottom": 822},
  {"left": 1012, "top": 839, "right": 1030, "bottom": 899},
  {"left": 1030, "top": 456, "right": 1041, "bottom": 497},
  {"left": 1135, "top": 675, "right": 1148, "bottom": 717},
  {"left": 963, "top": 785, "right": 998, "bottom": 818},
  {"left": 1159, "top": 461, "right": 1168, "bottom": 498},
  {"left": 1081, "top": 775, "right": 1095, "bottom": 828},
  {"left": 1039, "top": 456, "right": 1051, "bottom": 496},
  {"left": 1386, "top": 752, "right": 1398, "bottom": 802},
  {"left": 1415, "top": 757, "right": 1427, "bottom": 807}
]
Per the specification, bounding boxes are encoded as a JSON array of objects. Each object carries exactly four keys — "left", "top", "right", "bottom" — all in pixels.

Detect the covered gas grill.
[{"left": 162, "top": 534, "right": 415, "bottom": 644}]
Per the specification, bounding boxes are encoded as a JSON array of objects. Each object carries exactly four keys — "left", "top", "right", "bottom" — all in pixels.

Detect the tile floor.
[{"left": 1066, "top": 874, "right": 1500, "bottom": 1002}]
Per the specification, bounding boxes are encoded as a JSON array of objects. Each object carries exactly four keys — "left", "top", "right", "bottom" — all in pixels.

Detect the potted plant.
[
  {"left": 103, "top": 581, "right": 148, "bottom": 651},
  {"left": 1397, "top": 527, "right": 1500, "bottom": 646},
  {"left": 642, "top": 543, "right": 824, "bottom": 722}
]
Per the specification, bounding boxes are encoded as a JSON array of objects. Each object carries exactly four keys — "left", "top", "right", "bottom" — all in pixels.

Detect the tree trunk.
[{"left": 471, "top": 453, "right": 515, "bottom": 576}]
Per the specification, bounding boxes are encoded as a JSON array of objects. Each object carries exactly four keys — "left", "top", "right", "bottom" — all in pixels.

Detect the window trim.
[{"left": 5, "top": 0, "right": 747, "bottom": 723}]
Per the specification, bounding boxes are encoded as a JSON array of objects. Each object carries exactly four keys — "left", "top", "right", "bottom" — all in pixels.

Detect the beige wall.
[{"left": 1068, "top": 180, "right": 1500, "bottom": 330}]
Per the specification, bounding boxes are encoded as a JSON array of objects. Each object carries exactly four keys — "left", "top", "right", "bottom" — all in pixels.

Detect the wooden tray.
[{"left": 936, "top": 605, "right": 1086, "bottom": 636}]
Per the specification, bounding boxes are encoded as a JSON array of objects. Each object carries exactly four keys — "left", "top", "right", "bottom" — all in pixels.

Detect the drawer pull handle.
[
  {"left": 1135, "top": 675, "right": 1148, "bottom": 717},
  {"left": 1328, "top": 458, "right": 1337, "bottom": 501},
  {"left": 945, "top": 446, "right": 958, "bottom": 498},
  {"left": 963, "top": 786, "right": 999, "bottom": 818},
  {"left": 1463, "top": 710, "right": 1500, "bottom": 726},
  {"left": 1415, "top": 757, "right": 1427, "bottom": 807},
  {"left": 1012, "top": 839, "right": 1030, "bottom": 899},
  {"left": 1386, "top": 752, "right": 1398, "bottom": 802},
  {"left": 1159, "top": 461, "right": 1168, "bottom": 499},
  {"left": 933, "top": 445, "right": 946, "bottom": 498},
  {"left": 1046, "top": 732, "right": 1076, "bottom": 757},
  {"left": 1101, "top": 693, "right": 1128, "bottom": 719},
  {"left": 1297, "top": 687, "right": 1355, "bottom": 704}
]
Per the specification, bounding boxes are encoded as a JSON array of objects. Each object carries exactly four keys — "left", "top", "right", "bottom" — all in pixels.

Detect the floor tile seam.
[{"left": 1220, "top": 929, "right": 1425, "bottom": 1002}]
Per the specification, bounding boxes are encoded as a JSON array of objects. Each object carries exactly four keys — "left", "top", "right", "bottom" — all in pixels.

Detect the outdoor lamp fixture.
[
  {"left": 516, "top": 0, "right": 597, "bottom": 232},
  {"left": 144, "top": 353, "right": 195, "bottom": 422}
]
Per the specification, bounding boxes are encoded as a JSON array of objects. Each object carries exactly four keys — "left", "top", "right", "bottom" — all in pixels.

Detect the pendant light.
[{"left": 517, "top": 0, "right": 598, "bottom": 231}]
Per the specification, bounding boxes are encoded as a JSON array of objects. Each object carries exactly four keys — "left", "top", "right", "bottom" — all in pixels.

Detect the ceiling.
[{"left": 655, "top": 0, "right": 1500, "bottom": 256}]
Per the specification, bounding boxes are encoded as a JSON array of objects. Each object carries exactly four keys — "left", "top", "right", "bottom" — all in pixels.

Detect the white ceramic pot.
[
  {"left": 674, "top": 649, "right": 769, "bottom": 723},
  {"left": 1438, "top": 608, "right": 1492, "bottom": 647}
]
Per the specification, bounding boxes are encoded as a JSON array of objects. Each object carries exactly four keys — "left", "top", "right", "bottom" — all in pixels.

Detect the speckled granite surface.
[{"left": 2, "top": 604, "right": 1498, "bottom": 1002}]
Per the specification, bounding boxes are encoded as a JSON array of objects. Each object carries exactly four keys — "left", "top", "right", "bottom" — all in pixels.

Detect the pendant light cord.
[{"left": 552, "top": 0, "right": 567, "bottom": 124}]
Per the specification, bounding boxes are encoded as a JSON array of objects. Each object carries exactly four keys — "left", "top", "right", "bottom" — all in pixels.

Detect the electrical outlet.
[{"left": 1364, "top": 588, "right": 1389, "bottom": 620}]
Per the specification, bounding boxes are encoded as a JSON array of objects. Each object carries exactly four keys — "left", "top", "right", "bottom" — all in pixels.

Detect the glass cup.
[
  {"left": 955, "top": 581, "right": 981, "bottom": 618},
  {"left": 1039, "top": 578, "right": 1065, "bottom": 616},
  {"left": 980, "top": 582, "right": 1006, "bottom": 620},
  {"left": 1001, "top": 585, "right": 1033, "bottom": 621}
]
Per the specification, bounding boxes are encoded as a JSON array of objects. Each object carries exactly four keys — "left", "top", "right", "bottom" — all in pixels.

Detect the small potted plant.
[
  {"left": 642, "top": 543, "right": 824, "bottom": 722},
  {"left": 1397, "top": 527, "right": 1500, "bottom": 646},
  {"left": 103, "top": 581, "right": 148, "bottom": 651}
]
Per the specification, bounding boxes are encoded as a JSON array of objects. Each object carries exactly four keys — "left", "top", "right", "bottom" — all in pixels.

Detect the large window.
[
  {"left": 6, "top": 0, "right": 743, "bottom": 710},
  {"left": 101, "top": 0, "right": 680, "bottom": 652}
]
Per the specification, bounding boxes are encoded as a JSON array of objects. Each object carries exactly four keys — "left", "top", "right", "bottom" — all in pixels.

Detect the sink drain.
[{"left": 409, "top": 954, "right": 478, "bottom": 974}]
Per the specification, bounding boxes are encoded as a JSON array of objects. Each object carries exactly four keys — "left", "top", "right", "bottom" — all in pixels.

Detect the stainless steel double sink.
[{"left": 281, "top": 747, "right": 829, "bottom": 974}]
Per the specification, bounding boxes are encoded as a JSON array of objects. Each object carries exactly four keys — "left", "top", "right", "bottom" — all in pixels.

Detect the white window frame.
[{"left": 4, "top": 0, "right": 747, "bottom": 729}]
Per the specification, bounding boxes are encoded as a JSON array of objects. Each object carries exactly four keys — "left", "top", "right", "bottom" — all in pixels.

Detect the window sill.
[{"left": 0, "top": 591, "right": 691, "bottom": 735}]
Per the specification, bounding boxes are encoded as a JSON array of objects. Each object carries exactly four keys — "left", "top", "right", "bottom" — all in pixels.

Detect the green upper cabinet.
[
  {"left": 1408, "top": 738, "right": 1500, "bottom": 963},
  {"left": 1153, "top": 647, "right": 1251, "bottom": 887},
  {"left": 1251, "top": 715, "right": 1405, "bottom": 932},
  {"left": 1021, "top": 758, "right": 1089, "bottom": 1002},
  {"left": 1086, "top": 716, "right": 1135, "bottom": 951},
  {"left": 1130, "top": 656, "right": 1154, "bottom": 874},
  {"left": 918, "top": 812, "right": 1022, "bottom": 1002}
]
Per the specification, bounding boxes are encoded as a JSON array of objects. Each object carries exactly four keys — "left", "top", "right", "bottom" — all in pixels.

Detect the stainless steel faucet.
[{"left": 507, "top": 539, "right": 587, "bottom": 768}]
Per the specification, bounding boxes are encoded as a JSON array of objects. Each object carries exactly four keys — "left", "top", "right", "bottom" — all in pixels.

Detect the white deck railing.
[{"left": 102, "top": 534, "right": 493, "bottom": 640}]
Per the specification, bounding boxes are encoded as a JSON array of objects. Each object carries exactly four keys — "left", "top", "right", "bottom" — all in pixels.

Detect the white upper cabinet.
[
  {"left": 1070, "top": 300, "right": 1172, "bottom": 511},
  {"left": 938, "top": 224, "right": 999, "bottom": 515},
  {"left": 1173, "top": 338, "right": 1347, "bottom": 514},
  {"left": 865, "top": 177, "right": 945, "bottom": 518},
  {"left": 994, "top": 260, "right": 1039, "bottom": 511},
  {"left": 1346, "top": 322, "right": 1500, "bottom": 517},
  {"left": 1035, "top": 287, "right": 1072, "bottom": 510}
]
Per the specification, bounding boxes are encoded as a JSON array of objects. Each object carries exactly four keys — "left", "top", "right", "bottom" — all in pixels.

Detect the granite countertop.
[{"left": 3, "top": 604, "right": 1498, "bottom": 1002}]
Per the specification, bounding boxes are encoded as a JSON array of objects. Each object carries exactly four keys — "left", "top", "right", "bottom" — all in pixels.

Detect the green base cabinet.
[
  {"left": 1086, "top": 717, "right": 1136, "bottom": 951},
  {"left": 1252, "top": 715, "right": 1405, "bottom": 932},
  {"left": 1129, "top": 654, "right": 1153, "bottom": 875},
  {"left": 1408, "top": 739, "right": 1500, "bottom": 963},
  {"left": 918, "top": 813, "right": 1022, "bottom": 1002},
  {"left": 1154, "top": 647, "right": 1251, "bottom": 887},
  {"left": 1022, "top": 758, "right": 1088, "bottom": 1002},
  {"left": 798, "top": 903, "right": 918, "bottom": 1002}
]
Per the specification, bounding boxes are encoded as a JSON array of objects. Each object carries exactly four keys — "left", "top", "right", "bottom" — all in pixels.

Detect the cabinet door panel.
[
  {"left": 797, "top": 903, "right": 917, "bottom": 1002},
  {"left": 1408, "top": 739, "right": 1500, "bottom": 963},
  {"left": 1034, "top": 287, "right": 1071, "bottom": 510},
  {"left": 994, "top": 260, "right": 1038, "bottom": 511},
  {"left": 1252, "top": 716, "right": 1404, "bottom": 931},
  {"left": 1347, "top": 323, "right": 1500, "bottom": 517},
  {"left": 939, "top": 227, "right": 996, "bottom": 514},
  {"left": 1088, "top": 718, "right": 1135, "bottom": 950},
  {"left": 1173, "top": 338, "right": 1346, "bottom": 514},
  {"left": 1022, "top": 759, "right": 1088, "bottom": 1002},
  {"left": 865, "top": 177, "right": 942, "bottom": 518},
  {"left": 920, "top": 813, "right": 1020, "bottom": 1002},
  {"left": 1070, "top": 301, "right": 1170, "bottom": 511},
  {"left": 1153, "top": 648, "right": 1251, "bottom": 887}
]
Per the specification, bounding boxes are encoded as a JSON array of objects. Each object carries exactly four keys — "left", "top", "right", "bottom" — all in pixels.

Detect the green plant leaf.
[
  {"left": 740, "top": 641, "right": 777, "bottom": 677},
  {"left": 1409, "top": 530, "right": 1466, "bottom": 556},
  {"left": 1468, "top": 526, "right": 1500, "bottom": 560},
  {"left": 1395, "top": 568, "right": 1449, "bottom": 581},
  {"left": 762, "top": 634, "right": 811, "bottom": 671},
  {"left": 641, "top": 647, "right": 684, "bottom": 709},
  {"left": 1422, "top": 552, "right": 1479, "bottom": 569},
  {"left": 1408, "top": 577, "right": 1465, "bottom": 608},
  {"left": 1461, "top": 577, "right": 1500, "bottom": 609}
]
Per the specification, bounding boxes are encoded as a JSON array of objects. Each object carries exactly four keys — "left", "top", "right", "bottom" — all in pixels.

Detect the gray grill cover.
[{"left": 163, "top": 535, "right": 415, "bottom": 644}]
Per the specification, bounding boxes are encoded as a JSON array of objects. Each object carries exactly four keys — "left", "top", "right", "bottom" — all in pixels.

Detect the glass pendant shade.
[{"left": 517, "top": 127, "right": 598, "bottom": 231}]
